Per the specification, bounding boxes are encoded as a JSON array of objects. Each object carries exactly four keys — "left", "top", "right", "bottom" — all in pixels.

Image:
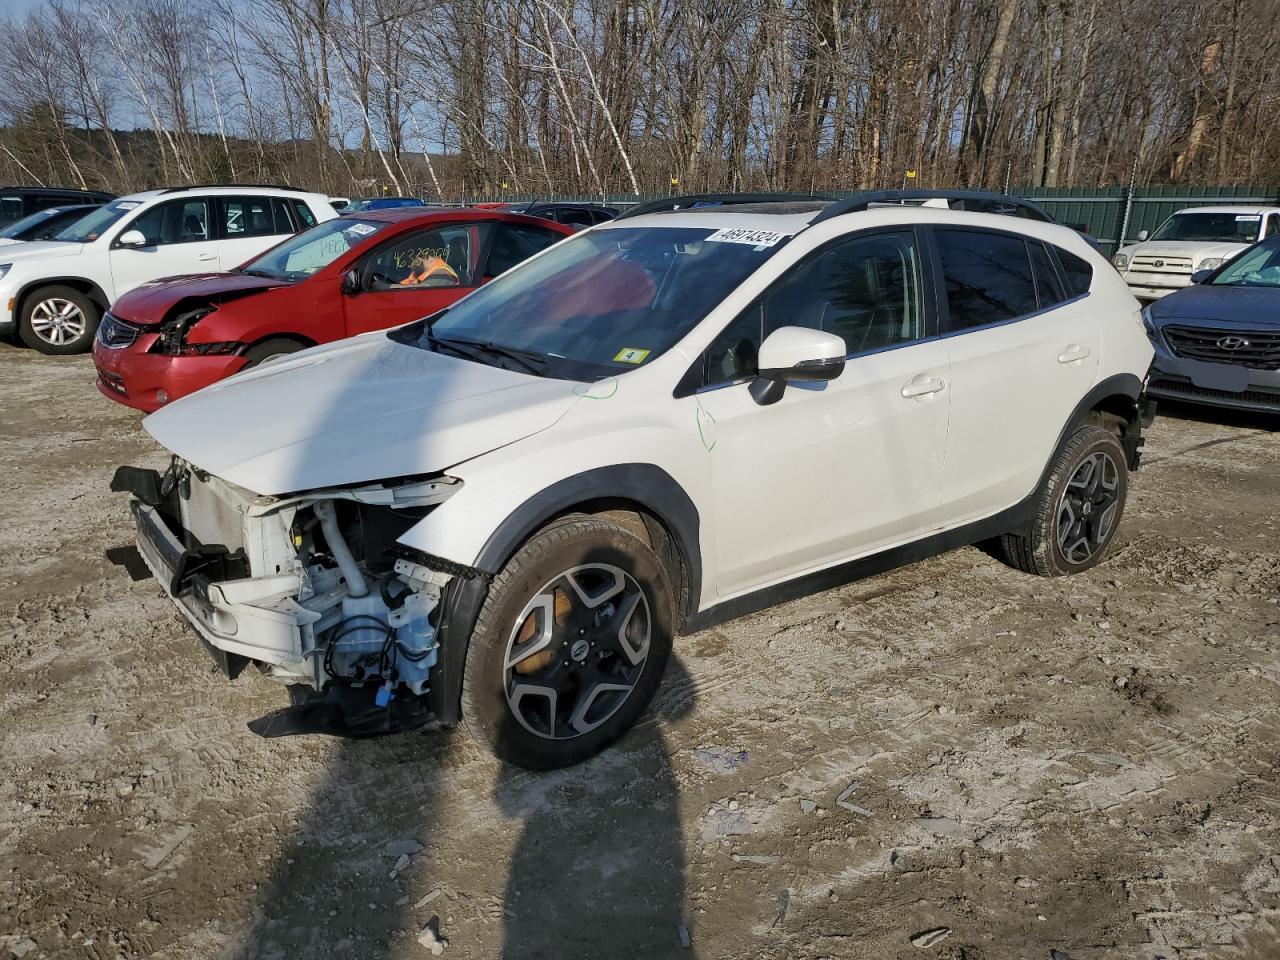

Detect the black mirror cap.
[
  {"left": 341, "top": 269, "right": 363, "bottom": 294},
  {"left": 1190, "top": 269, "right": 1213, "bottom": 284},
  {"left": 749, "top": 355, "right": 846, "bottom": 405}
]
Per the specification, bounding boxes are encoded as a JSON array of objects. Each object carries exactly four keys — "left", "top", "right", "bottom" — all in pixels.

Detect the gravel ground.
[{"left": 1, "top": 344, "right": 1278, "bottom": 960}]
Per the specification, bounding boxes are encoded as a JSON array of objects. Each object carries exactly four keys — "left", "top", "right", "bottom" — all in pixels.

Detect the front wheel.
[
  {"left": 461, "top": 516, "right": 674, "bottom": 769},
  {"left": 20, "top": 285, "right": 100, "bottom": 354},
  {"left": 998, "top": 425, "right": 1129, "bottom": 577}
]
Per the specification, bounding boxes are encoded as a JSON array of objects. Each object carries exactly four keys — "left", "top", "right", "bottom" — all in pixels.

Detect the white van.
[{"left": 1112, "top": 206, "right": 1280, "bottom": 300}]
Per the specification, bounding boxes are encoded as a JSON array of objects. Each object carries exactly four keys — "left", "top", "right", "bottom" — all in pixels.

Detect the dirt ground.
[{"left": 1, "top": 343, "right": 1278, "bottom": 960}]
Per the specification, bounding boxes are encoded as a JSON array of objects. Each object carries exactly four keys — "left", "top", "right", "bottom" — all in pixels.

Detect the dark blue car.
[{"left": 1145, "top": 235, "right": 1280, "bottom": 414}]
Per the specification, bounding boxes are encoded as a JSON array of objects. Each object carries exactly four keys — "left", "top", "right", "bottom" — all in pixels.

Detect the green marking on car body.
[{"left": 573, "top": 378, "right": 619, "bottom": 399}]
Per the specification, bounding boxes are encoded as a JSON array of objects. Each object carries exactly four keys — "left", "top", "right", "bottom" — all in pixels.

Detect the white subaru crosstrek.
[
  {"left": 0, "top": 185, "right": 336, "bottom": 354},
  {"left": 113, "top": 192, "right": 1155, "bottom": 768}
]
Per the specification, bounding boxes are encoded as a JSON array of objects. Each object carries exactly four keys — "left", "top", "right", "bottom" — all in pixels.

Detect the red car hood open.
[{"left": 110, "top": 272, "right": 292, "bottom": 325}]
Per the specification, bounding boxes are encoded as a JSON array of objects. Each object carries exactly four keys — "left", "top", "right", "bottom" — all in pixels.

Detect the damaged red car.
[{"left": 93, "top": 207, "right": 574, "bottom": 411}]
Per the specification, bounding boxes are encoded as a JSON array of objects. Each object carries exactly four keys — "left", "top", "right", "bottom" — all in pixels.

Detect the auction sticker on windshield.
[
  {"left": 705, "top": 227, "right": 788, "bottom": 247},
  {"left": 613, "top": 347, "right": 651, "bottom": 364},
  {"left": 346, "top": 223, "right": 377, "bottom": 236}
]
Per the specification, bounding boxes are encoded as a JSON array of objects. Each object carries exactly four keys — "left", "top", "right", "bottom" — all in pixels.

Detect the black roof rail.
[
  {"left": 0, "top": 185, "right": 115, "bottom": 197},
  {"left": 524, "top": 200, "right": 616, "bottom": 214},
  {"left": 156, "top": 183, "right": 310, "bottom": 195},
  {"left": 809, "top": 189, "right": 1052, "bottom": 225},
  {"left": 615, "top": 192, "right": 834, "bottom": 221}
]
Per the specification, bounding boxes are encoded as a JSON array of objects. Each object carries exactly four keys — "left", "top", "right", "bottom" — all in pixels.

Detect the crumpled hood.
[
  {"left": 112, "top": 272, "right": 290, "bottom": 325},
  {"left": 0, "top": 239, "right": 84, "bottom": 262},
  {"left": 1118, "top": 240, "right": 1249, "bottom": 264},
  {"left": 1150, "top": 283, "right": 1280, "bottom": 326},
  {"left": 144, "top": 334, "right": 583, "bottom": 495}
]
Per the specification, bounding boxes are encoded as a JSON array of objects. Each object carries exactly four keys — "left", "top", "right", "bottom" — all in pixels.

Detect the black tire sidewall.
[
  {"left": 462, "top": 517, "right": 674, "bottom": 769},
  {"left": 1041, "top": 426, "right": 1129, "bottom": 575},
  {"left": 242, "top": 338, "right": 305, "bottom": 368},
  {"left": 20, "top": 285, "right": 100, "bottom": 355}
]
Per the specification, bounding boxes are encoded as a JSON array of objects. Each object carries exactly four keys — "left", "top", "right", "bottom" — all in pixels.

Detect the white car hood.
[
  {"left": 0, "top": 239, "right": 84, "bottom": 261},
  {"left": 144, "top": 334, "right": 583, "bottom": 496},
  {"left": 1118, "top": 240, "right": 1249, "bottom": 262}
]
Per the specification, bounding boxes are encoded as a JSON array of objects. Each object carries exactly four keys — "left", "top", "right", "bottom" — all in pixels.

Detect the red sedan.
[{"left": 93, "top": 208, "right": 574, "bottom": 412}]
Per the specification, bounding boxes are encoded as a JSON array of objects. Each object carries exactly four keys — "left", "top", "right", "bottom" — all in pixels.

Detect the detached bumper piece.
[{"left": 247, "top": 683, "right": 437, "bottom": 739}]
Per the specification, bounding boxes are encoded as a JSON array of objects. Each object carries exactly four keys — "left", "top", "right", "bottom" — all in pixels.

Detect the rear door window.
[
  {"left": 1027, "top": 240, "right": 1066, "bottom": 307},
  {"left": 220, "top": 196, "right": 279, "bottom": 239},
  {"left": 934, "top": 228, "right": 1039, "bottom": 331},
  {"left": 483, "top": 223, "right": 564, "bottom": 278}
]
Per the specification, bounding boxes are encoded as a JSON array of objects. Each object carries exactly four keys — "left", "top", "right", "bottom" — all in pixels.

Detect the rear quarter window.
[{"left": 1055, "top": 248, "right": 1093, "bottom": 297}]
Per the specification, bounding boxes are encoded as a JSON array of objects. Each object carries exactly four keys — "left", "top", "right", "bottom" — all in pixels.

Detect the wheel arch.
[
  {"left": 15, "top": 275, "right": 110, "bottom": 322},
  {"left": 1053, "top": 372, "right": 1145, "bottom": 475},
  {"left": 426, "top": 464, "right": 703, "bottom": 727}
]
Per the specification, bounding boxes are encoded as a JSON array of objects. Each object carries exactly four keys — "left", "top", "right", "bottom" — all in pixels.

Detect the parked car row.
[{"left": 104, "top": 189, "right": 1162, "bottom": 769}]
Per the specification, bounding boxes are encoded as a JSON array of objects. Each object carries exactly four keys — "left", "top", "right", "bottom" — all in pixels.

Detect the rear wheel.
[
  {"left": 461, "top": 516, "right": 674, "bottom": 768},
  {"left": 998, "top": 425, "right": 1128, "bottom": 577},
  {"left": 20, "top": 285, "right": 100, "bottom": 355}
]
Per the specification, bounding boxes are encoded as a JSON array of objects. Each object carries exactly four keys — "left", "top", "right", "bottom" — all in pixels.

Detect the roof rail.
[
  {"left": 524, "top": 200, "right": 614, "bottom": 214},
  {"left": 156, "top": 183, "right": 309, "bottom": 195},
  {"left": 809, "top": 189, "right": 1051, "bottom": 225},
  {"left": 615, "top": 192, "right": 834, "bottom": 221}
]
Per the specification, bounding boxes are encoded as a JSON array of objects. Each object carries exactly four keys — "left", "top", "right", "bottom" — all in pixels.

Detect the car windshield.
[
  {"left": 240, "top": 217, "right": 388, "bottom": 279},
  {"left": 1210, "top": 238, "right": 1280, "bottom": 287},
  {"left": 389, "top": 225, "right": 786, "bottom": 380},
  {"left": 1150, "top": 212, "right": 1261, "bottom": 243},
  {"left": 0, "top": 208, "right": 62, "bottom": 239},
  {"left": 53, "top": 201, "right": 136, "bottom": 242}
]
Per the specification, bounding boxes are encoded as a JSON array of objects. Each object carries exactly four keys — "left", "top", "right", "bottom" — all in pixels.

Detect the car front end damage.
[{"left": 112, "top": 458, "right": 473, "bottom": 734}]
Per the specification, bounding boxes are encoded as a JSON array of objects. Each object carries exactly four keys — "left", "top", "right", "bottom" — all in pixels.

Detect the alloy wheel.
[
  {"left": 29, "top": 298, "right": 87, "bottom": 346},
  {"left": 1056, "top": 451, "right": 1120, "bottom": 564},
  {"left": 504, "top": 563, "right": 651, "bottom": 740}
]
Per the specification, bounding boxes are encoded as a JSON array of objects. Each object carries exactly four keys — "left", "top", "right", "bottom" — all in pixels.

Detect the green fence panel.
[{"left": 458, "top": 185, "right": 1280, "bottom": 258}]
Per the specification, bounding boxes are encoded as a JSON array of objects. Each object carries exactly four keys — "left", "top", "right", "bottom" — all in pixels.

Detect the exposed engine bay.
[{"left": 113, "top": 457, "right": 462, "bottom": 733}]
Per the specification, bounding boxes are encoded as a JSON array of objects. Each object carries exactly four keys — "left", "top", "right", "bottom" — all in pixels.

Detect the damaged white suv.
[{"left": 114, "top": 191, "right": 1154, "bottom": 768}]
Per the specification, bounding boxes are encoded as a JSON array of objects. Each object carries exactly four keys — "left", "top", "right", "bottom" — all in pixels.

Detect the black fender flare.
[
  {"left": 14, "top": 276, "right": 111, "bottom": 321},
  {"left": 426, "top": 463, "right": 703, "bottom": 725}
]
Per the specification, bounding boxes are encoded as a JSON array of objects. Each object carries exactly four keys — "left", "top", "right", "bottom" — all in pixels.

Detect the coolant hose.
[{"left": 313, "top": 499, "right": 369, "bottom": 598}]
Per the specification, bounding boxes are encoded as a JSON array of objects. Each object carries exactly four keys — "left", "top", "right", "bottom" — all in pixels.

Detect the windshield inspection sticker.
[
  {"left": 346, "top": 222, "right": 377, "bottom": 235},
  {"left": 705, "top": 227, "right": 788, "bottom": 247},
  {"left": 613, "top": 347, "right": 651, "bottom": 364},
  {"left": 114, "top": 201, "right": 141, "bottom": 210},
  {"left": 1236, "top": 215, "right": 1261, "bottom": 221}
]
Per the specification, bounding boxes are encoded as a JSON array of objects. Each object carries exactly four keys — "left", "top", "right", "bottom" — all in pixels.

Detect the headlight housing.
[
  {"left": 1197, "top": 257, "right": 1222, "bottom": 272},
  {"left": 1140, "top": 304, "right": 1156, "bottom": 342},
  {"left": 1112, "top": 253, "right": 1129, "bottom": 270}
]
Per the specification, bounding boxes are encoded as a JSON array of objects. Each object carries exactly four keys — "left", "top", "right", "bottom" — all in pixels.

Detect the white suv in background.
[
  {"left": 0, "top": 185, "right": 336, "bottom": 354},
  {"left": 113, "top": 191, "right": 1154, "bottom": 769},
  {"left": 1112, "top": 205, "right": 1280, "bottom": 300}
]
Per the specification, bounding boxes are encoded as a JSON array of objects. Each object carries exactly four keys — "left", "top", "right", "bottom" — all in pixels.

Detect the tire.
[
  {"left": 999, "top": 425, "right": 1129, "bottom": 577},
  {"left": 19, "top": 285, "right": 100, "bottom": 355},
  {"left": 461, "top": 515, "right": 674, "bottom": 769},
  {"left": 241, "top": 338, "right": 305, "bottom": 368}
]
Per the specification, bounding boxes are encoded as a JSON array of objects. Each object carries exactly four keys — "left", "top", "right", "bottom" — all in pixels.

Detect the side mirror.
[
  {"left": 117, "top": 229, "right": 146, "bottom": 247},
  {"left": 1136, "top": 229, "right": 1149, "bottom": 242},
  {"left": 340, "top": 269, "right": 363, "bottom": 294},
  {"left": 749, "top": 326, "right": 846, "bottom": 406},
  {"left": 1190, "top": 269, "right": 1213, "bottom": 284}
]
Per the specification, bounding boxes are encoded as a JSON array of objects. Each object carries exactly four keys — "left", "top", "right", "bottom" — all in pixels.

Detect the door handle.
[
  {"left": 1058, "top": 345, "right": 1091, "bottom": 364},
  {"left": 197, "top": 252, "right": 217, "bottom": 262},
  {"left": 901, "top": 376, "right": 946, "bottom": 399}
]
